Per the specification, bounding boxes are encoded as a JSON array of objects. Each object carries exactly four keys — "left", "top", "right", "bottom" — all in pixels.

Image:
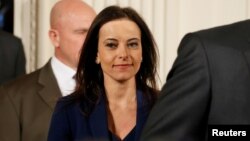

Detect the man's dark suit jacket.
[
  {"left": 48, "top": 90, "right": 149, "bottom": 141},
  {"left": 0, "top": 61, "right": 61, "bottom": 141},
  {"left": 0, "top": 30, "right": 26, "bottom": 85},
  {"left": 140, "top": 20, "right": 250, "bottom": 141}
]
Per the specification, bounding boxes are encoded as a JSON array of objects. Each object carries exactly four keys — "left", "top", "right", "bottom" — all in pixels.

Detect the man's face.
[{"left": 55, "top": 9, "right": 95, "bottom": 70}]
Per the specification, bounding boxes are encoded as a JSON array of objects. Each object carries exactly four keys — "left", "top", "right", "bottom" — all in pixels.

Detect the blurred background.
[{"left": 5, "top": 0, "right": 250, "bottom": 87}]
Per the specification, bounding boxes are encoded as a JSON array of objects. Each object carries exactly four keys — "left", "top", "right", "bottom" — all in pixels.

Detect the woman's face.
[{"left": 97, "top": 19, "right": 142, "bottom": 83}]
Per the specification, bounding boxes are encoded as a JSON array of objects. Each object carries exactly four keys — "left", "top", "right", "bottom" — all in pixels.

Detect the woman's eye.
[
  {"left": 106, "top": 43, "right": 117, "bottom": 48},
  {"left": 128, "top": 42, "right": 139, "bottom": 48}
]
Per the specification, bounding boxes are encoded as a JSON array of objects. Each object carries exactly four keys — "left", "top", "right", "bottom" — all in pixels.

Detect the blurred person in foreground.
[
  {"left": 47, "top": 5, "right": 159, "bottom": 141},
  {"left": 140, "top": 20, "right": 250, "bottom": 141},
  {"left": 0, "top": 0, "right": 96, "bottom": 141}
]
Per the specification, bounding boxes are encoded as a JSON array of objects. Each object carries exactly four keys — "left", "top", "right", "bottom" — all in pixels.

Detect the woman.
[{"left": 48, "top": 5, "right": 159, "bottom": 141}]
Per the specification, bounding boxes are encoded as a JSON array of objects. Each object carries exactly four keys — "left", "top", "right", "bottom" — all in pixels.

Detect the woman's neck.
[
  {"left": 104, "top": 77, "right": 137, "bottom": 140},
  {"left": 104, "top": 77, "right": 137, "bottom": 107}
]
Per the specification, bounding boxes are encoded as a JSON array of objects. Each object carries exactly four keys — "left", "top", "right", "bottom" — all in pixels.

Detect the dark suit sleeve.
[
  {"left": 0, "top": 86, "right": 20, "bottom": 141},
  {"left": 14, "top": 38, "right": 26, "bottom": 76},
  {"left": 47, "top": 99, "right": 72, "bottom": 141},
  {"left": 140, "top": 33, "right": 211, "bottom": 141}
]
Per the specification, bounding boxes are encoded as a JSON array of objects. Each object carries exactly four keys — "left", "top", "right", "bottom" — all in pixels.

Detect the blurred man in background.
[
  {"left": 0, "top": 29, "right": 26, "bottom": 85},
  {"left": 0, "top": 0, "right": 96, "bottom": 141}
]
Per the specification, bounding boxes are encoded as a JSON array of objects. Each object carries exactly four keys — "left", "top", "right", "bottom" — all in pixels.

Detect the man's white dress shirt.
[{"left": 51, "top": 57, "right": 76, "bottom": 96}]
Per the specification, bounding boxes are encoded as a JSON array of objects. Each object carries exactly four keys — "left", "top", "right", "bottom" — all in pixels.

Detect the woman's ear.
[{"left": 95, "top": 53, "right": 100, "bottom": 64}]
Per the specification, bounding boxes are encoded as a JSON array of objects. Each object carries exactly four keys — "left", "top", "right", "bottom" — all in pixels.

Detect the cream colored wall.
[
  {"left": 14, "top": 0, "right": 250, "bottom": 87},
  {"left": 14, "top": 0, "right": 56, "bottom": 72}
]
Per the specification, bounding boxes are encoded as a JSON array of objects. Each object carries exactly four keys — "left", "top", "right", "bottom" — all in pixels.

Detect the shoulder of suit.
[
  {"left": 2, "top": 68, "right": 43, "bottom": 94},
  {"left": 54, "top": 94, "right": 79, "bottom": 112},
  {"left": 193, "top": 20, "right": 250, "bottom": 38},
  {"left": 0, "top": 30, "right": 21, "bottom": 41},
  {"left": 179, "top": 20, "right": 250, "bottom": 50}
]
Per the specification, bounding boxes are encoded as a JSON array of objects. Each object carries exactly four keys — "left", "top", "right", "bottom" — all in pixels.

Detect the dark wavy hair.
[{"left": 74, "top": 5, "right": 159, "bottom": 116}]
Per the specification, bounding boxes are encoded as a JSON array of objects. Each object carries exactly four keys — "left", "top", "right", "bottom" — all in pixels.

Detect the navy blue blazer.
[{"left": 48, "top": 90, "right": 150, "bottom": 141}]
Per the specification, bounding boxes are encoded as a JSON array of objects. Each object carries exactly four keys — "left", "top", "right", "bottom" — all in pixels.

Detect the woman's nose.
[{"left": 118, "top": 45, "right": 129, "bottom": 59}]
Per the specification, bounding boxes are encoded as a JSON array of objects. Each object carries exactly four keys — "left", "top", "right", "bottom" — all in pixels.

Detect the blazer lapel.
[
  {"left": 89, "top": 95, "right": 109, "bottom": 140},
  {"left": 135, "top": 90, "right": 149, "bottom": 141},
  {"left": 38, "top": 60, "right": 61, "bottom": 110},
  {"left": 243, "top": 37, "right": 250, "bottom": 74},
  {"left": 238, "top": 20, "right": 250, "bottom": 74}
]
